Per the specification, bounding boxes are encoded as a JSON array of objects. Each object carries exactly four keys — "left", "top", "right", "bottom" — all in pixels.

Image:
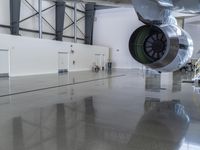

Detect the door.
[
  {"left": 95, "top": 54, "right": 105, "bottom": 70},
  {"left": 95, "top": 54, "right": 101, "bottom": 67},
  {"left": 0, "top": 50, "right": 9, "bottom": 77},
  {"left": 58, "top": 52, "right": 68, "bottom": 73},
  {"left": 101, "top": 54, "right": 105, "bottom": 70}
]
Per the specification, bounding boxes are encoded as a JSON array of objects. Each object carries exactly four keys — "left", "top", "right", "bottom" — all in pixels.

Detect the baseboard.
[
  {"left": 0, "top": 73, "right": 9, "bottom": 77},
  {"left": 69, "top": 69, "right": 90, "bottom": 72},
  {"left": 112, "top": 67, "right": 144, "bottom": 70},
  {"left": 9, "top": 71, "right": 57, "bottom": 77}
]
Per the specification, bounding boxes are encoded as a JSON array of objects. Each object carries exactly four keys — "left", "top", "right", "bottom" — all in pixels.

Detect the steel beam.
[
  {"left": 38, "top": 0, "right": 43, "bottom": 38},
  {"left": 24, "top": 0, "right": 55, "bottom": 32},
  {"left": 63, "top": 16, "right": 85, "bottom": 31},
  {"left": 65, "top": 13, "right": 85, "bottom": 37},
  {"left": 55, "top": 1, "right": 66, "bottom": 41},
  {"left": 74, "top": 2, "right": 77, "bottom": 43},
  {"left": 10, "top": 0, "right": 21, "bottom": 35},
  {"left": 65, "top": 4, "right": 85, "bottom": 14},
  {"left": 0, "top": 24, "right": 85, "bottom": 41},
  {"left": 20, "top": 5, "right": 55, "bottom": 23},
  {"left": 85, "top": 2, "right": 96, "bottom": 45}
]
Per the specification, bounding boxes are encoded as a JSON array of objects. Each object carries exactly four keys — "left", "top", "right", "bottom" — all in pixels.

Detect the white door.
[
  {"left": 95, "top": 54, "right": 101, "bottom": 67},
  {"left": 58, "top": 52, "right": 68, "bottom": 73},
  {"left": 101, "top": 54, "right": 105, "bottom": 70},
  {"left": 0, "top": 50, "right": 9, "bottom": 77}
]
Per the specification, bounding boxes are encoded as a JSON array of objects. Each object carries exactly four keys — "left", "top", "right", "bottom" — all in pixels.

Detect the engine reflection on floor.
[{"left": 128, "top": 99, "right": 190, "bottom": 150}]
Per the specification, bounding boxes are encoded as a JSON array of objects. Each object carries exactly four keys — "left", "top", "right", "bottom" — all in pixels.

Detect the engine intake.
[{"left": 129, "top": 25, "right": 193, "bottom": 72}]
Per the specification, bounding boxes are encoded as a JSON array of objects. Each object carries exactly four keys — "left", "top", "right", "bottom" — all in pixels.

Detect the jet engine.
[
  {"left": 129, "top": 24, "right": 193, "bottom": 72},
  {"left": 127, "top": 0, "right": 194, "bottom": 72}
]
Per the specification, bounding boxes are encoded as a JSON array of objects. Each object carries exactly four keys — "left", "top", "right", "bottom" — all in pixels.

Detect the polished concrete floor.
[{"left": 0, "top": 69, "right": 200, "bottom": 150}]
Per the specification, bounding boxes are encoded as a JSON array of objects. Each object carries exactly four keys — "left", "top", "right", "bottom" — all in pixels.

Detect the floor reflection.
[
  {"left": 56, "top": 104, "right": 66, "bottom": 150},
  {"left": 129, "top": 99, "right": 190, "bottom": 150},
  {"left": 145, "top": 72, "right": 161, "bottom": 92},
  {"left": 0, "top": 69, "right": 199, "bottom": 150},
  {"left": 13, "top": 117, "right": 25, "bottom": 150},
  {"left": 10, "top": 96, "right": 193, "bottom": 150},
  {"left": 172, "top": 72, "right": 182, "bottom": 92}
]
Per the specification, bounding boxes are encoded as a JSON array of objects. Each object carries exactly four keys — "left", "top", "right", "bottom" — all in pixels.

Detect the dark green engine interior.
[{"left": 129, "top": 25, "right": 167, "bottom": 64}]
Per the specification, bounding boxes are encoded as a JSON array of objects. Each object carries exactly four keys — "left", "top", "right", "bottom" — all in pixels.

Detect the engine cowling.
[{"left": 129, "top": 24, "right": 193, "bottom": 72}]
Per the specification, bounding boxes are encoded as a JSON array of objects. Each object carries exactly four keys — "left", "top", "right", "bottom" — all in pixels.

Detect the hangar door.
[
  {"left": 58, "top": 52, "right": 68, "bottom": 73},
  {"left": 0, "top": 50, "right": 9, "bottom": 77}
]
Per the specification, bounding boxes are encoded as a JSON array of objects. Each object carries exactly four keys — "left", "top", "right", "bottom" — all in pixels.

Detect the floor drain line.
[{"left": 0, "top": 74, "right": 126, "bottom": 98}]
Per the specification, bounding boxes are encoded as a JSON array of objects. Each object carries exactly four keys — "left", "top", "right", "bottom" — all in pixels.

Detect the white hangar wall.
[
  {"left": 184, "top": 15, "right": 200, "bottom": 59},
  {"left": 93, "top": 7, "right": 200, "bottom": 69},
  {"left": 93, "top": 8, "right": 144, "bottom": 69},
  {"left": 0, "top": 33, "right": 109, "bottom": 77}
]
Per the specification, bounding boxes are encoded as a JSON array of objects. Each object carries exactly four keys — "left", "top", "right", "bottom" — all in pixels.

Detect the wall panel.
[{"left": 0, "top": 33, "right": 109, "bottom": 77}]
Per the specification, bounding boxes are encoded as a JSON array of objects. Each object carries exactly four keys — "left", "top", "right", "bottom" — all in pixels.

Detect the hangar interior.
[{"left": 0, "top": 0, "right": 200, "bottom": 150}]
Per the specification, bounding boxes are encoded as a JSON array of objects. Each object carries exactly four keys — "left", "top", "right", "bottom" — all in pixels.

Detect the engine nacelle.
[{"left": 129, "top": 24, "right": 193, "bottom": 72}]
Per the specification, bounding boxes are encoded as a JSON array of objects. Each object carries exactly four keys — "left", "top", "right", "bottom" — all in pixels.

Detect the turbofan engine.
[{"left": 129, "top": 24, "right": 193, "bottom": 72}]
